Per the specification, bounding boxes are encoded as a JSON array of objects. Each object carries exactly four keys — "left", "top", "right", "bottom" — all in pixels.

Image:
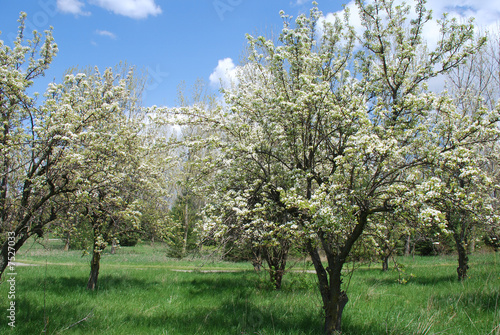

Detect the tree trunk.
[
  {"left": 268, "top": 265, "right": 284, "bottom": 290},
  {"left": 381, "top": 254, "right": 389, "bottom": 271},
  {"left": 87, "top": 249, "right": 101, "bottom": 290},
  {"left": 0, "top": 231, "right": 29, "bottom": 281},
  {"left": 404, "top": 234, "right": 411, "bottom": 256},
  {"left": 306, "top": 212, "right": 370, "bottom": 334},
  {"left": 64, "top": 231, "right": 70, "bottom": 251},
  {"left": 307, "top": 243, "right": 349, "bottom": 334},
  {"left": 251, "top": 247, "right": 262, "bottom": 272},
  {"left": 455, "top": 239, "right": 469, "bottom": 281},
  {"left": 324, "top": 289, "right": 349, "bottom": 334},
  {"left": 110, "top": 238, "right": 117, "bottom": 254},
  {"left": 182, "top": 201, "right": 189, "bottom": 257},
  {"left": 263, "top": 243, "right": 289, "bottom": 290},
  {"left": 449, "top": 209, "right": 470, "bottom": 281}
]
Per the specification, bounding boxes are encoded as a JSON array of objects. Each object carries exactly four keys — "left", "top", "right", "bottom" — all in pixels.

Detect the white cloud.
[
  {"left": 95, "top": 29, "right": 117, "bottom": 39},
  {"left": 57, "top": 0, "right": 90, "bottom": 16},
  {"left": 89, "top": 0, "right": 162, "bottom": 19},
  {"left": 209, "top": 58, "right": 240, "bottom": 89}
]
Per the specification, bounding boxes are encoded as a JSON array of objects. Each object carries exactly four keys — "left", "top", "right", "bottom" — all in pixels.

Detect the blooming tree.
[
  {"left": 0, "top": 14, "right": 169, "bottom": 287},
  {"left": 202, "top": 157, "right": 300, "bottom": 289},
  {"left": 0, "top": 13, "right": 59, "bottom": 277},
  {"left": 192, "top": 1, "right": 499, "bottom": 333},
  {"left": 43, "top": 68, "right": 168, "bottom": 290},
  {"left": 443, "top": 31, "right": 500, "bottom": 279}
]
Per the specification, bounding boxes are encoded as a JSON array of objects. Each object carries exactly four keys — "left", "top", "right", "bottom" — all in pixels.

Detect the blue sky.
[{"left": 1, "top": 0, "right": 499, "bottom": 107}]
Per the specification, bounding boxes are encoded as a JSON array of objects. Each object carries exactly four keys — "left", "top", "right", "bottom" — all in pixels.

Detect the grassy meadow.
[{"left": 0, "top": 239, "right": 499, "bottom": 334}]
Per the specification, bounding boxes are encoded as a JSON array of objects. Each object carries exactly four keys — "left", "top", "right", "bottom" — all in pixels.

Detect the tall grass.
[
  {"left": 0, "top": 239, "right": 498, "bottom": 334},
  {"left": 342, "top": 253, "right": 500, "bottom": 334}
]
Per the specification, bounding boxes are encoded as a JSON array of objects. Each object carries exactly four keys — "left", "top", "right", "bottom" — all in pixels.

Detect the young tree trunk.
[
  {"left": 267, "top": 265, "right": 284, "bottom": 290},
  {"left": 87, "top": 249, "right": 101, "bottom": 290},
  {"left": 110, "top": 238, "right": 117, "bottom": 254},
  {"left": 251, "top": 247, "right": 262, "bottom": 272},
  {"left": 404, "top": 234, "right": 411, "bottom": 256},
  {"left": 263, "top": 243, "right": 289, "bottom": 290},
  {"left": 455, "top": 238, "right": 469, "bottom": 281},
  {"left": 449, "top": 210, "right": 470, "bottom": 281},
  {"left": 182, "top": 201, "right": 189, "bottom": 257},
  {"left": 64, "top": 231, "right": 70, "bottom": 251},
  {"left": 381, "top": 254, "right": 389, "bottom": 272},
  {"left": 87, "top": 225, "right": 104, "bottom": 290}
]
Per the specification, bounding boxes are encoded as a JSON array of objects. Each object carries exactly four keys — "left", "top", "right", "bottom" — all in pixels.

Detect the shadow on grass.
[
  {"left": 177, "top": 273, "right": 321, "bottom": 333},
  {"left": 10, "top": 269, "right": 492, "bottom": 335},
  {"left": 2, "top": 271, "right": 322, "bottom": 334},
  {"left": 122, "top": 297, "right": 322, "bottom": 334},
  {"left": 135, "top": 272, "right": 322, "bottom": 334},
  {"left": 2, "top": 274, "right": 163, "bottom": 334},
  {"left": 363, "top": 272, "right": 456, "bottom": 287},
  {"left": 0, "top": 296, "right": 97, "bottom": 334},
  {"left": 21, "top": 273, "right": 163, "bottom": 295}
]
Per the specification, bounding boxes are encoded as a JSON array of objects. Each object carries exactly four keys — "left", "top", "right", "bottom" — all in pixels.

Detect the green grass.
[
  {"left": 342, "top": 254, "right": 500, "bottom": 334},
  {"left": 1, "top": 239, "right": 499, "bottom": 334}
]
